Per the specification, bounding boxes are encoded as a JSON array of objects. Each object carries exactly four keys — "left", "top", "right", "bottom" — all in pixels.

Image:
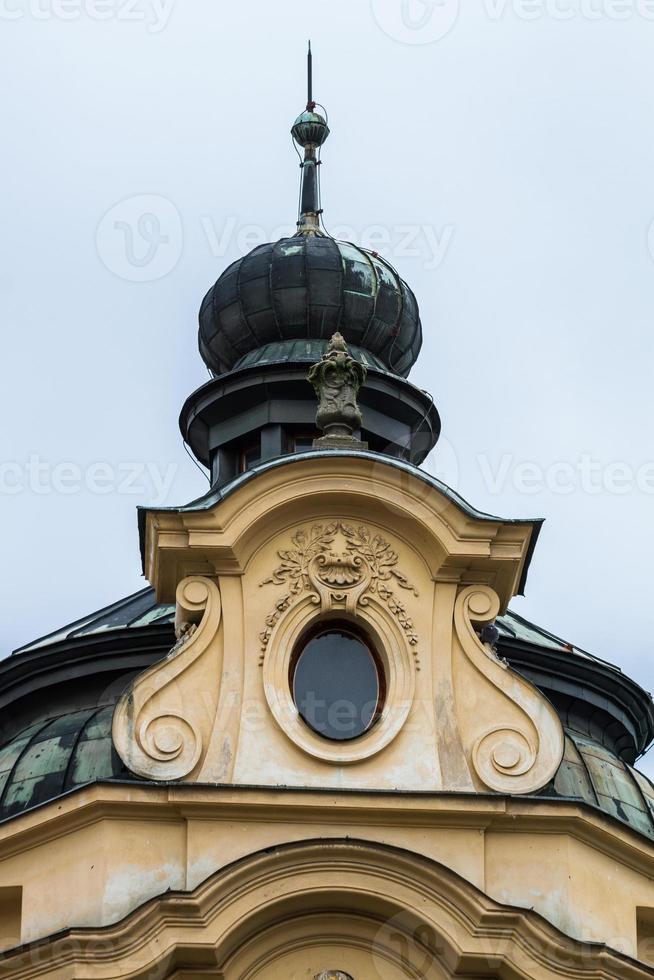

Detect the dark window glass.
[
  {"left": 239, "top": 442, "right": 261, "bottom": 473},
  {"left": 288, "top": 432, "right": 318, "bottom": 453},
  {"left": 292, "top": 627, "right": 382, "bottom": 741},
  {"left": 293, "top": 435, "right": 314, "bottom": 451}
]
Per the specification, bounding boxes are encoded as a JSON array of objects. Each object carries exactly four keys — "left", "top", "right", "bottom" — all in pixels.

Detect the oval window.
[{"left": 291, "top": 625, "right": 383, "bottom": 741}]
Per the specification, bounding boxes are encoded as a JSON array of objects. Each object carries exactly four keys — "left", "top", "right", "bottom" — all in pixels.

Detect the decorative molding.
[
  {"left": 3, "top": 783, "right": 654, "bottom": 890},
  {"left": 142, "top": 454, "right": 538, "bottom": 611},
  {"left": 112, "top": 576, "right": 222, "bottom": 782},
  {"left": 262, "top": 590, "right": 416, "bottom": 764},
  {"left": 452, "top": 585, "right": 565, "bottom": 795},
  {"left": 4, "top": 839, "right": 652, "bottom": 980},
  {"left": 260, "top": 522, "right": 419, "bottom": 666}
]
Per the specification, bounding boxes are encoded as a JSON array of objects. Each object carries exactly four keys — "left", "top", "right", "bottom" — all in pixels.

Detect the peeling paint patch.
[{"left": 103, "top": 863, "right": 184, "bottom": 925}]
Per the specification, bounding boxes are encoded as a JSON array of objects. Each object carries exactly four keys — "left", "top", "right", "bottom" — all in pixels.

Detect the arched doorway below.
[{"left": 223, "top": 910, "right": 446, "bottom": 979}]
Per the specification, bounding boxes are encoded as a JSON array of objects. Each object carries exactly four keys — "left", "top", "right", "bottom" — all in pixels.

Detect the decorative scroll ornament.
[
  {"left": 452, "top": 585, "right": 564, "bottom": 795},
  {"left": 260, "top": 522, "right": 419, "bottom": 665},
  {"left": 112, "top": 577, "right": 222, "bottom": 782}
]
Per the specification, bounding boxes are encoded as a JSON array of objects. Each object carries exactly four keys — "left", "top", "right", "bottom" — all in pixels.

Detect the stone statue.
[{"left": 308, "top": 332, "right": 368, "bottom": 450}]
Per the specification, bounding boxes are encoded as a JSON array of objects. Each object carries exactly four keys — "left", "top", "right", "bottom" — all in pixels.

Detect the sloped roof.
[
  {"left": 497, "top": 609, "right": 618, "bottom": 667},
  {"left": 10, "top": 587, "right": 618, "bottom": 667},
  {"left": 13, "top": 588, "right": 174, "bottom": 655}
]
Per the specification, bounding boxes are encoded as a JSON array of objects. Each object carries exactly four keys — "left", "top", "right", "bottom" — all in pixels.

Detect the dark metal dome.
[
  {"left": 0, "top": 706, "right": 131, "bottom": 822},
  {"left": 198, "top": 236, "right": 422, "bottom": 379}
]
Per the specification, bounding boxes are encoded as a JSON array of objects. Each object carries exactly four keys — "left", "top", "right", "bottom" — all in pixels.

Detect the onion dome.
[
  {"left": 198, "top": 44, "right": 422, "bottom": 381},
  {"left": 199, "top": 238, "right": 422, "bottom": 379}
]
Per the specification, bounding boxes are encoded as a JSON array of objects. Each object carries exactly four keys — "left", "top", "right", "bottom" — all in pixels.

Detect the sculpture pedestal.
[{"left": 312, "top": 434, "right": 369, "bottom": 451}]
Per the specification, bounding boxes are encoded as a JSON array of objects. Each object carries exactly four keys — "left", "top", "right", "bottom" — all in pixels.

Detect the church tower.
[{"left": 2, "top": 51, "right": 654, "bottom": 979}]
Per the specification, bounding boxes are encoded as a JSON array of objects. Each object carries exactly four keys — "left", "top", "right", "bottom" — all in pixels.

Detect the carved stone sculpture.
[
  {"left": 259, "top": 522, "right": 419, "bottom": 665},
  {"left": 308, "top": 332, "right": 368, "bottom": 449}
]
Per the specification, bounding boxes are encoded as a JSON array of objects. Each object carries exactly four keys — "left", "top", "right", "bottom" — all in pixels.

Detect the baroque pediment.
[{"left": 116, "top": 454, "right": 562, "bottom": 794}]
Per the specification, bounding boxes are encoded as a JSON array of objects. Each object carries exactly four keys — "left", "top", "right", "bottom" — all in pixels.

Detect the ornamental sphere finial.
[{"left": 292, "top": 109, "right": 330, "bottom": 149}]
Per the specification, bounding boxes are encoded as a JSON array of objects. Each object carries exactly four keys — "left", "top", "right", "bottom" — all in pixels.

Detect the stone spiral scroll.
[
  {"left": 453, "top": 586, "right": 564, "bottom": 795},
  {"left": 112, "top": 577, "right": 222, "bottom": 781}
]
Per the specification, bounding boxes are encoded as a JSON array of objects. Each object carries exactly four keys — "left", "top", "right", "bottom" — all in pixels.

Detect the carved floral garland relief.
[
  {"left": 259, "top": 522, "right": 420, "bottom": 667},
  {"left": 111, "top": 523, "right": 562, "bottom": 791}
]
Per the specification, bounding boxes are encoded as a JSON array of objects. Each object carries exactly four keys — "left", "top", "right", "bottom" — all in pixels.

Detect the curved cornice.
[
  {"left": 141, "top": 448, "right": 541, "bottom": 537},
  {"left": 139, "top": 452, "right": 541, "bottom": 608},
  {"left": 1, "top": 837, "right": 652, "bottom": 978}
]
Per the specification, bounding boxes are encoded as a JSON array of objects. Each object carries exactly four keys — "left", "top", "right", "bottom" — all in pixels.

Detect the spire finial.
[
  {"left": 307, "top": 40, "right": 313, "bottom": 109},
  {"left": 291, "top": 42, "right": 330, "bottom": 237}
]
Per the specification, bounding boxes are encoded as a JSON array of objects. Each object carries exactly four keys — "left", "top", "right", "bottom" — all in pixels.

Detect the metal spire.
[
  {"left": 291, "top": 42, "right": 330, "bottom": 236},
  {"left": 307, "top": 40, "right": 313, "bottom": 108}
]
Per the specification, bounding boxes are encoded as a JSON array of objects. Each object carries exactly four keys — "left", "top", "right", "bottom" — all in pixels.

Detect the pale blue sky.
[{"left": 2, "top": 1, "right": 654, "bottom": 760}]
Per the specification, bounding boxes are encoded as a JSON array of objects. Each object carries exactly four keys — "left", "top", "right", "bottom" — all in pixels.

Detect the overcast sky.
[{"left": 2, "top": 0, "right": 654, "bottom": 763}]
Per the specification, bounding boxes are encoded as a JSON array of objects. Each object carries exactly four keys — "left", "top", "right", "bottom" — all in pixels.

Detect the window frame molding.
[{"left": 262, "top": 593, "right": 415, "bottom": 764}]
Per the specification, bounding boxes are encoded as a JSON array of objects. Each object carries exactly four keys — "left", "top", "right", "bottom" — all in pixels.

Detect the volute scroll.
[
  {"left": 453, "top": 585, "right": 564, "bottom": 796},
  {"left": 112, "top": 576, "right": 223, "bottom": 781}
]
